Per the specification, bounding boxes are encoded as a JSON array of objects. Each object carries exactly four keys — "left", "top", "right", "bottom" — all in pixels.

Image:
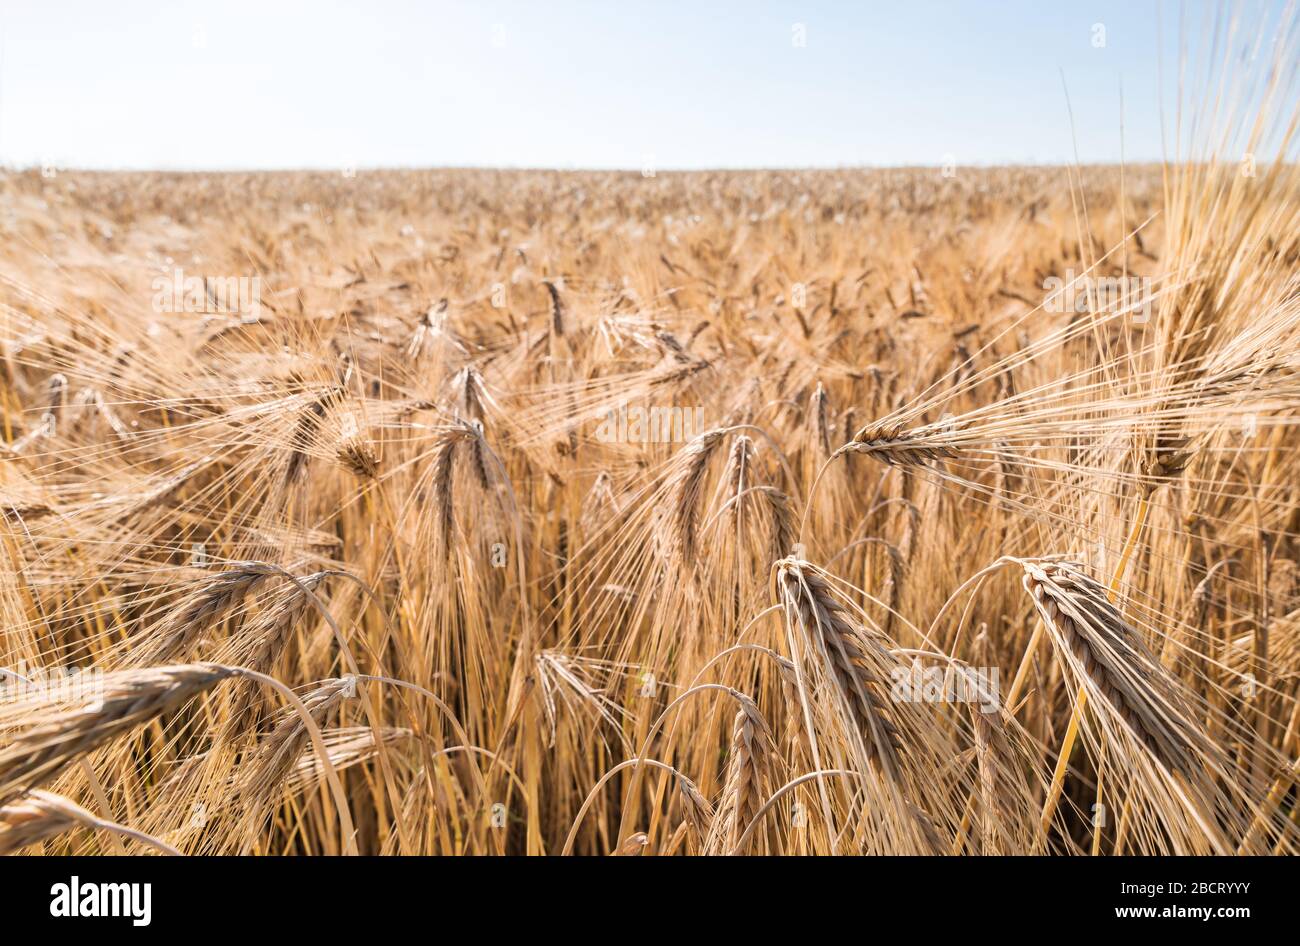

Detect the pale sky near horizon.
[{"left": 0, "top": 0, "right": 1293, "bottom": 171}]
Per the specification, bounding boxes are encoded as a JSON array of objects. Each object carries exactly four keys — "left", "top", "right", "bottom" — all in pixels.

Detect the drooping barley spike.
[
  {"left": 836, "top": 420, "right": 960, "bottom": 468},
  {"left": 0, "top": 663, "right": 236, "bottom": 806},
  {"left": 0, "top": 789, "right": 180, "bottom": 856},
  {"left": 1018, "top": 558, "right": 1212, "bottom": 777},
  {"left": 666, "top": 428, "right": 726, "bottom": 563},
  {"left": 131, "top": 566, "right": 274, "bottom": 666},
  {"left": 775, "top": 559, "right": 904, "bottom": 777},
  {"left": 706, "top": 694, "right": 772, "bottom": 855}
]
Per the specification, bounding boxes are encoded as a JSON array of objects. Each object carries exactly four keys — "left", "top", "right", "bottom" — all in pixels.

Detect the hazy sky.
[{"left": 0, "top": 0, "right": 1291, "bottom": 170}]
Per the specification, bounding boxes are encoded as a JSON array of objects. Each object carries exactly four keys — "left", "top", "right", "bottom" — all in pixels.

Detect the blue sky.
[{"left": 0, "top": 0, "right": 1292, "bottom": 169}]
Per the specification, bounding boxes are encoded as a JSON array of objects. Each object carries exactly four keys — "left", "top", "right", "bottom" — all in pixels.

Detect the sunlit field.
[{"left": 1, "top": 131, "right": 1298, "bottom": 854}]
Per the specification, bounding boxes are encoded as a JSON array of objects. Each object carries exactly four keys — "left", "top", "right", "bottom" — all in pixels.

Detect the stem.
[
  {"left": 561, "top": 758, "right": 689, "bottom": 856},
  {"left": 730, "top": 769, "right": 861, "bottom": 855}
]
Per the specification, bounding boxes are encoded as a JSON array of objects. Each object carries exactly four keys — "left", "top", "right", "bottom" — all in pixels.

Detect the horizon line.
[{"left": 1, "top": 159, "right": 1200, "bottom": 175}]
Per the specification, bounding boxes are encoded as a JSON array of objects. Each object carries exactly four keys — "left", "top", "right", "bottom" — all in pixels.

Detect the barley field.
[{"left": 0, "top": 135, "right": 1298, "bottom": 856}]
